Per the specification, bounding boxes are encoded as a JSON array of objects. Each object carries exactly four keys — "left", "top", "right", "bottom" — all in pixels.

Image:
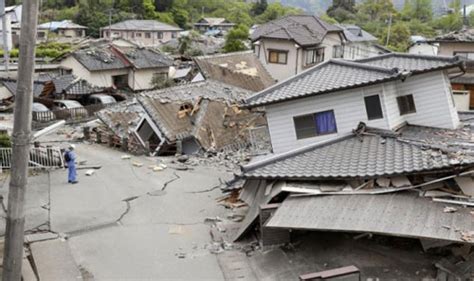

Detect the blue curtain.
[{"left": 316, "top": 111, "right": 337, "bottom": 134}]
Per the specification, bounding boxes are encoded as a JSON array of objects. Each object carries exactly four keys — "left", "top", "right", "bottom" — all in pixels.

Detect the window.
[
  {"left": 171, "top": 32, "right": 177, "bottom": 38},
  {"left": 454, "top": 51, "right": 474, "bottom": 60},
  {"left": 333, "top": 45, "right": 343, "bottom": 58},
  {"left": 364, "top": 95, "right": 384, "bottom": 120},
  {"left": 158, "top": 32, "right": 164, "bottom": 39},
  {"left": 293, "top": 110, "right": 337, "bottom": 140},
  {"left": 37, "top": 31, "right": 46, "bottom": 39},
  {"left": 76, "top": 30, "right": 83, "bottom": 37},
  {"left": 136, "top": 32, "right": 142, "bottom": 37},
  {"left": 145, "top": 32, "right": 151, "bottom": 38},
  {"left": 153, "top": 72, "right": 168, "bottom": 81},
  {"left": 397, "top": 94, "right": 416, "bottom": 115},
  {"left": 304, "top": 48, "right": 324, "bottom": 66},
  {"left": 268, "top": 50, "right": 288, "bottom": 64}
]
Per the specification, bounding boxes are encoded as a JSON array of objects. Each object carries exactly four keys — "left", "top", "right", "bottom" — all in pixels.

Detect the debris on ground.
[
  {"left": 85, "top": 169, "right": 95, "bottom": 176},
  {"left": 121, "top": 155, "right": 131, "bottom": 160},
  {"left": 443, "top": 206, "right": 458, "bottom": 213},
  {"left": 132, "top": 162, "right": 143, "bottom": 167}
]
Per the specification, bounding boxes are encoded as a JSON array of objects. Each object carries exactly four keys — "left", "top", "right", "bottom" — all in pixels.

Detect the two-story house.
[
  {"left": 244, "top": 53, "right": 462, "bottom": 153},
  {"left": 36, "top": 20, "right": 87, "bottom": 42},
  {"left": 251, "top": 15, "right": 346, "bottom": 82},
  {"left": 58, "top": 42, "right": 173, "bottom": 91},
  {"left": 100, "top": 20, "right": 183, "bottom": 46}
]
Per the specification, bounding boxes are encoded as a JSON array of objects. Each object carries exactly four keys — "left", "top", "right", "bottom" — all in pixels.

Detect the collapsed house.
[
  {"left": 133, "top": 80, "right": 267, "bottom": 155},
  {"left": 233, "top": 53, "right": 474, "bottom": 279},
  {"left": 193, "top": 51, "right": 276, "bottom": 92}
]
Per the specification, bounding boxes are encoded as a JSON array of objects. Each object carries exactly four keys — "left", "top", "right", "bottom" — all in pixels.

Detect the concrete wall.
[
  {"left": 102, "top": 29, "right": 178, "bottom": 46},
  {"left": 128, "top": 68, "right": 168, "bottom": 91},
  {"left": 438, "top": 42, "right": 474, "bottom": 56},
  {"left": 265, "top": 70, "right": 459, "bottom": 153}
]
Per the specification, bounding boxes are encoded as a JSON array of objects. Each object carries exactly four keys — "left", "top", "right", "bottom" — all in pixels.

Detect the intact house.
[
  {"left": 338, "top": 24, "right": 386, "bottom": 60},
  {"left": 244, "top": 53, "right": 463, "bottom": 154},
  {"left": 193, "top": 18, "right": 235, "bottom": 33},
  {"left": 133, "top": 80, "right": 266, "bottom": 155},
  {"left": 57, "top": 43, "right": 173, "bottom": 91},
  {"left": 100, "top": 20, "right": 182, "bottom": 46},
  {"left": 193, "top": 51, "right": 276, "bottom": 92},
  {"left": 251, "top": 15, "right": 346, "bottom": 82},
  {"left": 36, "top": 20, "right": 87, "bottom": 42}
]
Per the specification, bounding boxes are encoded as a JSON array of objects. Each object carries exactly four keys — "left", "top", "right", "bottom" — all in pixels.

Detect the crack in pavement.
[
  {"left": 159, "top": 172, "right": 180, "bottom": 191},
  {"left": 186, "top": 178, "right": 224, "bottom": 194}
]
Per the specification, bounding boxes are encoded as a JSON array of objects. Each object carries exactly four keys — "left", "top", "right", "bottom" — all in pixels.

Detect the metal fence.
[
  {"left": 33, "top": 104, "right": 107, "bottom": 123},
  {"left": 0, "top": 147, "right": 64, "bottom": 168}
]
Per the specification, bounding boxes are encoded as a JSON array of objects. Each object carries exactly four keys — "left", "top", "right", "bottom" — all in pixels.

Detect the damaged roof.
[
  {"left": 97, "top": 101, "right": 144, "bottom": 139},
  {"left": 266, "top": 192, "right": 474, "bottom": 244},
  {"left": 51, "top": 74, "right": 100, "bottom": 95},
  {"left": 338, "top": 24, "right": 376, "bottom": 43},
  {"left": 140, "top": 80, "right": 253, "bottom": 102},
  {"left": 193, "top": 51, "right": 276, "bottom": 92},
  {"left": 356, "top": 53, "right": 462, "bottom": 72},
  {"left": 3, "top": 80, "right": 44, "bottom": 97},
  {"left": 101, "top": 19, "right": 182, "bottom": 32},
  {"left": 243, "top": 133, "right": 474, "bottom": 180},
  {"left": 245, "top": 54, "right": 463, "bottom": 108},
  {"left": 70, "top": 44, "right": 172, "bottom": 71},
  {"left": 251, "top": 15, "right": 342, "bottom": 46},
  {"left": 430, "top": 28, "right": 474, "bottom": 43},
  {"left": 38, "top": 20, "right": 87, "bottom": 31},
  {"left": 245, "top": 60, "right": 401, "bottom": 107}
]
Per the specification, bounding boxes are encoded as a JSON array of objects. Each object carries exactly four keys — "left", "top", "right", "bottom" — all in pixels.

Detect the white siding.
[
  {"left": 266, "top": 84, "right": 390, "bottom": 153},
  {"left": 385, "top": 71, "right": 459, "bottom": 129},
  {"left": 265, "top": 70, "right": 460, "bottom": 153}
]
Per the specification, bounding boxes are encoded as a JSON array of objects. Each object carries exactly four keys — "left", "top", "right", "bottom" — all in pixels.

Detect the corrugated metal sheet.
[{"left": 267, "top": 192, "right": 474, "bottom": 243}]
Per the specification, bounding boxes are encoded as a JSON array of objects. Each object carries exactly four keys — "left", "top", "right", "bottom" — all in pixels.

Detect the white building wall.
[
  {"left": 128, "top": 68, "right": 168, "bottom": 91},
  {"left": 265, "top": 84, "right": 390, "bottom": 153},
  {"left": 343, "top": 42, "right": 381, "bottom": 60},
  {"left": 408, "top": 43, "right": 438, "bottom": 56},
  {"left": 265, "top": 70, "right": 460, "bottom": 153},
  {"left": 102, "top": 29, "right": 178, "bottom": 46},
  {"left": 384, "top": 71, "right": 459, "bottom": 129}
]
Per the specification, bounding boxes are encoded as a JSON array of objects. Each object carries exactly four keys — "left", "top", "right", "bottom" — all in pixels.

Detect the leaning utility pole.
[
  {"left": 0, "top": 0, "right": 9, "bottom": 73},
  {"left": 2, "top": 0, "right": 40, "bottom": 280},
  {"left": 385, "top": 13, "right": 392, "bottom": 47}
]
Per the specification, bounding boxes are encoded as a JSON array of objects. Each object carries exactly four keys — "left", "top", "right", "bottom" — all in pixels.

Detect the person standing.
[{"left": 64, "top": 144, "right": 78, "bottom": 184}]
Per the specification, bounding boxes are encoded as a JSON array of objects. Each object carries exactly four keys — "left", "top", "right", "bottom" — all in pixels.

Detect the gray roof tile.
[
  {"left": 338, "top": 24, "right": 377, "bottom": 42},
  {"left": 101, "top": 20, "right": 182, "bottom": 32},
  {"left": 356, "top": 53, "right": 461, "bottom": 72},
  {"left": 243, "top": 133, "right": 474, "bottom": 180},
  {"left": 251, "top": 15, "right": 342, "bottom": 46},
  {"left": 245, "top": 59, "right": 400, "bottom": 107}
]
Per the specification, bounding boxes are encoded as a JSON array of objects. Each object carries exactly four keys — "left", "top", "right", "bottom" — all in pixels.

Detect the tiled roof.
[
  {"left": 243, "top": 133, "right": 474, "bottom": 180},
  {"left": 267, "top": 192, "right": 474, "bottom": 243},
  {"left": 338, "top": 24, "right": 376, "bottom": 42},
  {"left": 101, "top": 20, "right": 182, "bottom": 32},
  {"left": 38, "top": 20, "right": 87, "bottom": 30},
  {"left": 141, "top": 80, "right": 253, "bottom": 102},
  {"left": 71, "top": 45, "right": 172, "bottom": 71},
  {"left": 52, "top": 74, "right": 100, "bottom": 95},
  {"left": 117, "top": 46, "right": 173, "bottom": 69},
  {"left": 194, "top": 51, "right": 276, "bottom": 92},
  {"left": 52, "top": 74, "right": 77, "bottom": 93},
  {"left": 3, "top": 80, "right": 44, "bottom": 97},
  {"left": 244, "top": 59, "right": 400, "bottom": 107},
  {"left": 356, "top": 53, "right": 462, "bottom": 72},
  {"left": 195, "top": 18, "right": 234, "bottom": 26},
  {"left": 251, "top": 15, "right": 342, "bottom": 46},
  {"left": 431, "top": 28, "right": 474, "bottom": 42}
]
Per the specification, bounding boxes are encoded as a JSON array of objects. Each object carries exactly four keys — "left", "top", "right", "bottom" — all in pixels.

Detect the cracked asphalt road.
[{"left": 1, "top": 142, "right": 234, "bottom": 280}]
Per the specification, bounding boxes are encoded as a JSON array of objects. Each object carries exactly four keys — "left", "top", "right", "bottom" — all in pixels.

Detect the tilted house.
[
  {"left": 338, "top": 24, "right": 386, "bottom": 60},
  {"left": 251, "top": 15, "right": 346, "bottom": 82},
  {"left": 134, "top": 80, "right": 265, "bottom": 155},
  {"left": 244, "top": 53, "right": 463, "bottom": 154},
  {"left": 58, "top": 43, "right": 173, "bottom": 91},
  {"left": 193, "top": 18, "right": 235, "bottom": 33},
  {"left": 37, "top": 20, "right": 87, "bottom": 42}
]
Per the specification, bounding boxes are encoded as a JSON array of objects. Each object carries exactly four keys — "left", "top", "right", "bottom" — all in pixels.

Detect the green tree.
[
  {"left": 434, "top": 0, "right": 463, "bottom": 32},
  {"left": 380, "top": 21, "right": 411, "bottom": 51},
  {"left": 356, "top": 0, "right": 397, "bottom": 22},
  {"left": 327, "top": 0, "right": 356, "bottom": 22},
  {"left": 155, "top": 0, "right": 173, "bottom": 12},
  {"left": 223, "top": 24, "right": 249, "bottom": 53},
  {"left": 252, "top": 0, "right": 268, "bottom": 16},
  {"left": 172, "top": 8, "right": 189, "bottom": 28},
  {"left": 255, "top": 2, "right": 301, "bottom": 23},
  {"left": 401, "top": 0, "right": 432, "bottom": 22}
]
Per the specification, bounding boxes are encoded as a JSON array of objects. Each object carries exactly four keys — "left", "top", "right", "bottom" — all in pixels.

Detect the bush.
[{"left": 0, "top": 133, "right": 11, "bottom": 148}]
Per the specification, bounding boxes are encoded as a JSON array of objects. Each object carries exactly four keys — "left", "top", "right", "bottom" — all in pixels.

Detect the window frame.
[
  {"left": 293, "top": 110, "right": 337, "bottom": 140},
  {"left": 397, "top": 94, "right": 417, "bottom": 115},
  {"left": 145, "top": 32, "right": 151, "bottom": 38},
  {"left": 304, "top": 47, "right": 325, "bottom": 66},
  {"left": 268, "top": 49, "right": 288, "bottom": 64},
  {"left": 364, "top": 94, "right": 384, "bottom": 120},
  {"left": 158, "top": 32, "right": 164, "bottom": 39}
]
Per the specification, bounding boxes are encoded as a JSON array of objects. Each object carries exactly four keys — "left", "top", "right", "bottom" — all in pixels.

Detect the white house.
[
  {"left": 58, "top": 42, "right": 173, "bottom": 91},
  {"left": 251, "top": 15, "right": 346, "bottom": 82},
  {"left": 244, "top": 53, "right": 462, "bottom": 153},
  {"left": 338, "top": 24, "right": 386, "bottom": 60}
]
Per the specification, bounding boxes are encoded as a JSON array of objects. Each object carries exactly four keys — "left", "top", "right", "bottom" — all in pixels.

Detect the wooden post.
[{"left": 2, "top": 1, "right": 39, "bottom": 280}]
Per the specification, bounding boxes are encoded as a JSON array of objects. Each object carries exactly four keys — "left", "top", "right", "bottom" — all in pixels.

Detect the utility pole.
[
  {"left": 0, "top": 0, "right": 9, "bottom": 73},
  {"left": 385, "top": 13, "right": 392, "bottom": 47},
  {"left": 2, "top": 0, "right": 39, "bottom": 280}
]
